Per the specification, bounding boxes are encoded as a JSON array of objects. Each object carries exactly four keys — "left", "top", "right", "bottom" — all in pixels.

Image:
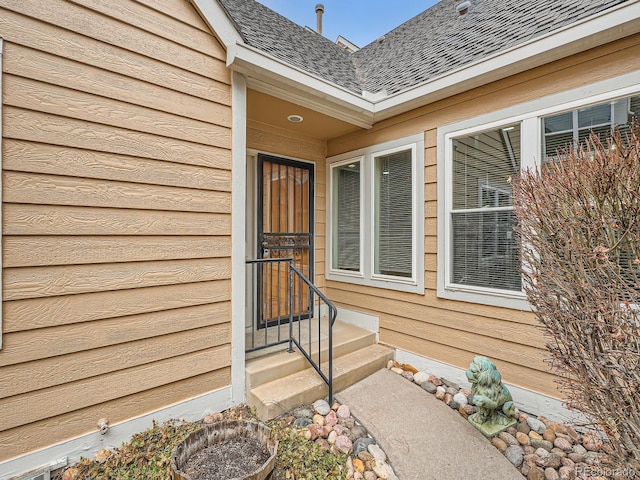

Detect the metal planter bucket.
[{"left": 170, "top": 420, "right": 278, "bottom": 480}]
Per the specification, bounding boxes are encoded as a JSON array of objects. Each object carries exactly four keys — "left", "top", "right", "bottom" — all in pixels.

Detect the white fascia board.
[
  {"left": 189, "top": 0, "right": 242, "bottom": 47},
  {"left": 227, "top": 42, "right": 375, "bottom": 129},
  {"left": 373, "top": 0, "right": 640, "bottom": 121}
]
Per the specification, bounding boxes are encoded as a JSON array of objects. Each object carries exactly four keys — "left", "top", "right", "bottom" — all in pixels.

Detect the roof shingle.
[{"left": 218, "top": 0, "right": 629, "bottom": 97}]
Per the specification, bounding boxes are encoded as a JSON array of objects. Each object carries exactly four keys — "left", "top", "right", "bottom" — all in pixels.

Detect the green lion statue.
[{"left": 466, "top": 356, "right": 516, "bottom": 434}]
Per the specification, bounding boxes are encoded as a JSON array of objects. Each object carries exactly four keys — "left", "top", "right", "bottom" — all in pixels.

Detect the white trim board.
[
  {"left": 394, "top": 349, "right": 586, "bottom": 425},
  {"left": 0, "top": 387, "right": 232, "bottom": 480},
  {"left": 231, "top": 71, "right": 248, "bottom": 405},
  {"left": 335, "top": 307, "right": 379, "bottom": 342}
]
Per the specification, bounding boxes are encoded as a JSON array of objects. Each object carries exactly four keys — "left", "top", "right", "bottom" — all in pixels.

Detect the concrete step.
[
  {"left": 248, "top": 343, "right": 394, "bottom": 420},
  {"left": 245, "top": 321, "right": 377, "bottom": 392}
]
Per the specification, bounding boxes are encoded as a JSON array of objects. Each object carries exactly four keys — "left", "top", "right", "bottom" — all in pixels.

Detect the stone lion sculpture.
[{"left": 466, "top": 356, "right": 516, "bottom": 427}]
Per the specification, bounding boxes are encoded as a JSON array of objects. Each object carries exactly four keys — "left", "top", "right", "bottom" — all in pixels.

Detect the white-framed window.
[
  {"left": 327, "top": 133, "right": 424, "bottom": 293},
  {"left": 438, "top": 75, "right": 640, "bottom": 310}
]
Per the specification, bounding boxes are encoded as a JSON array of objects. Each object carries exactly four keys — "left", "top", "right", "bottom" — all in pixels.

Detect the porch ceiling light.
[{"left": 287, "top": 114, "right": 304, "bottom": 123}]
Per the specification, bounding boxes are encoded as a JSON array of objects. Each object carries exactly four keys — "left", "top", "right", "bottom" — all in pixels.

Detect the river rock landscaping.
[
  {"left": 384, "top": 359, "right": 638, "bottom": 480},
  {"left": 59, "top": 362, "right": 637, "bottom": 480}
]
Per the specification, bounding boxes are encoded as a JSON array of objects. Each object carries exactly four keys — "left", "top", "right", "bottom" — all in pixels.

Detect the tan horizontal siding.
[
  {"left": 1, "top": 322, "right": 230, "bottom": 398},
  {"left": 326, "top": 34, "right": 640, "bottom": 398},
  {"left": 4, "top": 204, "right": 230, "bottom": 235},
  {"left": 0, "top": 302, "right": 230, "bottom": 366},
  {"left": 1, "top": 369, "right": 231, "bottom": 461},
  {"left": 3, "top": 236, "right": 231, "bottom": 267},
  {"left": 0, "top": 9, "right": 230, "bottom": 100},
  {"left": 3, "top": 140, "right": 232, "bottom": 191},
  {"left": 0, "top": 0, "right": 232, "bottom": 463}
]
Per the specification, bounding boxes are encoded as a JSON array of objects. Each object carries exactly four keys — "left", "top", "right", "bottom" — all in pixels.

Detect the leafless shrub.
[{"left": 513, "top": 122, "right": 640, "bottom": 467}]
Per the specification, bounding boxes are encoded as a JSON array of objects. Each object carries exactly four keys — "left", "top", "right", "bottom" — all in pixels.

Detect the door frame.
[{"left": 246, "top": 151, "right": 316, "bottom": 330}]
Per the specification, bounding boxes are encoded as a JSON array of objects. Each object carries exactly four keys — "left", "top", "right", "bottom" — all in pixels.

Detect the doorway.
[{"left": 256, "top": 154, "right": 314, "bottom": 327}]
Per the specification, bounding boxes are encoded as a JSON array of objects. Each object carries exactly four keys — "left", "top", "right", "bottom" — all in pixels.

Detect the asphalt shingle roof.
[{"left": 218, "top": 0, "right": 629, "bottom": 97}]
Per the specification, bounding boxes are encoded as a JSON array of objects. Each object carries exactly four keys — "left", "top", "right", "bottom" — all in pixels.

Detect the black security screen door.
[{"left": 257, "top": 154, "right": 314, "bottom": 327}]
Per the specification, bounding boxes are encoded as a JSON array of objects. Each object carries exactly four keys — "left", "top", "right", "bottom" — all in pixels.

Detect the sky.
[{"left": 257, "top": 1, "right": 440, "bottom": 48}]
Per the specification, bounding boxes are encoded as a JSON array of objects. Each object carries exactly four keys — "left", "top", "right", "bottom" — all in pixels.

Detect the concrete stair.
[{"left": 246, "top": 321, "right": 394, "bottom": 420}]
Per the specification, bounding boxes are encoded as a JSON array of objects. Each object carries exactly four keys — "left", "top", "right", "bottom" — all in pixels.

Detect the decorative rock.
[
  {"left": 550, "top": 448, "right": 566, "bottom": 458},
  {"left": 386, "top": 359, "right": 394, "bottom": 369},
  {"left": 353, "top": 472, "right": 363, "bottom": 480},
  {"left": 529, "top": 431, "right": 543, "bottom": 440},
  {"left": 582, "top": 433, "right": 602, "bottom": 452},
  {"left": 339, "top": 417, "right": 356, "bottom": 429},
  {"left": 313, "top": 414, "right": 325, "bottom": 425},
  {"left": 537, "top": 453, "right": 562, "bottom": 470},
  {"left": 449, "top": 399, "right": 460, "bottom": 410},
  {"left": 527, "top": 417, "right": 547, "bottom": 435},
  {"left": 421, "top": 381, "right": 438, "bottom": 394},
  {"left": 313, "top": 399, "right": 331, "bottom": 415},
  {"left": 336, "top": 404, "right": 351, "bottom": 419},
  {"left": 327, "top": 430, "right": 338, "bottom": 444},
  {"left": 440, "top": 378, "right": 460, "bottom": 390},
  {"left": 507, "top": 426, "right": 518, "bottom": 436},
  {"left": 373, "top": 461, "right": 396, "bottom": 480},
  {"left": 498, "top": 431, "right": 520, "bottom": 447},
  {"left": 413, "top": 371, "right": 429, "bottom": 385},
  {"left": 453, "top": 392, "right": 468, "bottom": 406},
  {"left": 324, "top": 410, "right": 338, "bottom": 427},
  {"left": 517, "top": 432, "right": 531, "bottom": 446},
  {"left": 554, "top": 437, "right": 573, "bottom": 452},
  {"left": 565, "top": 425, "right": 580, "bottom": 442},
  {"left": 505, "top": 445, "right": 524, "bottom": 468},
  {"left": 349, "top": 425, "right": 368, "bottom": 441},
  {"left": 427, "top": 375, "right": 443, "bottom": 386},
  {"left": 491, "top": 437, "right": 508, "bottom": 453},
  {"left": 353, "top": 437, "right": 376, "bottom": 455},
  {"left": 558, "top": 465, "right": 576, "bottom": 479},
  {"left": 333, "top": 424, "right": 345, "bottom": 435},
  {"left": 444, "top": 393, "right": 454, "bottom": 406},
  {"left": 400, "top": 363, "right": 418, "bottom": 374},
  {"left": 584, "top": 451, "right": 599, "bottom": 465},
  {"left": 322, "top": 425, "right": 333, "bottom": 437},
  {"left": 461, "top": 404, "right": 476, "bottom": 416},
  {"left": 445, "top": 386, "right": 458, "bottom": 396},
  {"left": 390, "top": 367, "right": 403, "bottom": 375},
  {"left": 368, "top": 444, "right": 387, "bottom": 463},
  {"left": 306, "top": 423, "right": 323, "bottom": 440},
  {"left": 527, "top": 466, "right": 546, "bottom": 480},
  {"left": 294, "top": 417, "right": 312, "bottom": 428},
  {"left": 543, "top": 428, "right": 557, "bottom": 443},
  {"left": 401, "top": 371, "right": 414, "bottom": 382},
  {"left": 435, "top": 387, "right": 446, "bottom": 401},
  {"left": 530, "top": 439, "right": 554, "bottom": 452},
  {"left": 363, "top": 472, "right": 377, "bottom": 480},
  {"left": 294, "top": 406, "right": 314, "bottom": 419},
  {"left": 334, "top": 435, "right": 353, "bottom": 454},
  {"left": 544, "top": 467, "right": 559, "bottom": 480},
  {"left": 517, "top": 422, "right": 532, "bottom": 435},
  {"left": 352, "top": 458, "right": 365, "bottom": 473}
]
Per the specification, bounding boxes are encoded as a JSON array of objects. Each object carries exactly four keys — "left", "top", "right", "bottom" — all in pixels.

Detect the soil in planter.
[{"left": 183, "top": 436, "right": 271, "bottom": 480}]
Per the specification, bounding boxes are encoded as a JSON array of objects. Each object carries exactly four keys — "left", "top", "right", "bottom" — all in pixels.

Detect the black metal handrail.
[{"left": 245, "top": 258, "right": 337, "bottom": 403}]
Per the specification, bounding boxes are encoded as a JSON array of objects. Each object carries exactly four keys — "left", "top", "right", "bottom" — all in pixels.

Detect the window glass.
[
  {"left": 375, "top": 150, "right": 412, "bottom": 278},
  {"left": 451, "top": 124, "right": 522, "bottom": 292},
  {"left": 332, "top": 162, "right": 360, "bottom": 271},
  {"left": 543, "top": 95, "right": 640, "bottom": 161}
]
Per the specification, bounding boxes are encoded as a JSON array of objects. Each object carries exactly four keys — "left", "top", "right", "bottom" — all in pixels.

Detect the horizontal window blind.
[
  {"left": 451, "top": 124, "right": 521, "bottom": 292},
  {"left": 332, "top": 162, "right": 361, "bottom": 271},
  {"left": 375, "top": 149, "right": 412, "bottom": 278}
]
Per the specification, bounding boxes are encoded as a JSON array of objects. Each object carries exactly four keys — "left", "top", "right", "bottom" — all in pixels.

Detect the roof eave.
[
  {"left": 372, "top": 0, "right": 640, "bottom": 121},
  {"left": 227, "top": 42, "right": 376, "bottom": 129}
]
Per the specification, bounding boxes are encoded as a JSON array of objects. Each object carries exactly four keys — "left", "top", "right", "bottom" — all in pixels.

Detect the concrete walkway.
[{"left": 336, "top": 368, "right": 523, "bottom": 480}]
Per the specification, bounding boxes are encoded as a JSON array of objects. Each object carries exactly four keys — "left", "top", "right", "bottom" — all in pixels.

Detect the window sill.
[
  {"left": 438, "top": 284, "right": 531, "bottom": 311},
  {"left": 327, "top": 271, "right": 424, "bottom": 294}
]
